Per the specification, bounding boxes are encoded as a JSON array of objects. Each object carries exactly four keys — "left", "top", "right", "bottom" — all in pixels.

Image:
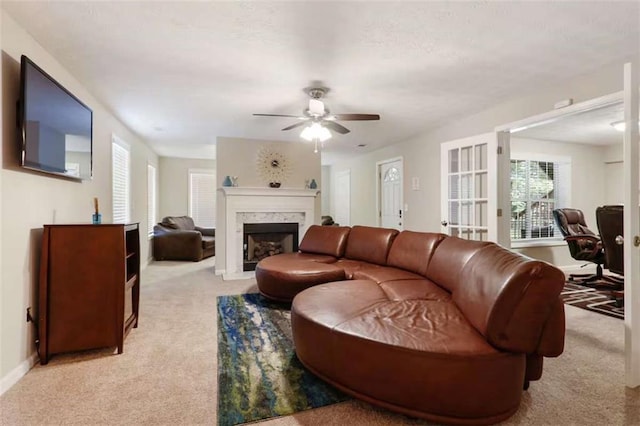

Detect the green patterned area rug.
[{"left": 217, "top": 293, "right": 348, "bottom": 426}]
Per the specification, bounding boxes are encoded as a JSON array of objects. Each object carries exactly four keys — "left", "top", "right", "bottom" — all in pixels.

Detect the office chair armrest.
[{"left": 564, "top": 234, "right": 601, "bottom": 257}]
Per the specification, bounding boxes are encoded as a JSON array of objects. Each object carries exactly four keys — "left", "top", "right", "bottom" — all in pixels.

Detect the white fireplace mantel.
[
  {"left": 219, "top": 187, "right": 319, "bottom": 280},
  {"left": 221, "top": 187, "right": 320, "bottom": 198}
]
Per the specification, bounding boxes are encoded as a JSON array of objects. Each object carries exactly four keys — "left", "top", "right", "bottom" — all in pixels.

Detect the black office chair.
[
  {"left": 553, "top": 208, "right": 621, "bottom": 289},
  {"left": 596, "top": 205, "right": 624, "bottom": 304}
]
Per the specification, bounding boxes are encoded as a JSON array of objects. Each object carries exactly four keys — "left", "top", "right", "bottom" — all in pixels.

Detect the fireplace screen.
[{"left": 243, "top": 223, "right": 299, "bottom": 271}]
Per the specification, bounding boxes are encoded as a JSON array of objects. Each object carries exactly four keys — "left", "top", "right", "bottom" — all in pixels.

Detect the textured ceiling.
[
  {"left": 515, "top": 102, "right": 625, "bottom": 146},
  {"left": 2, "top": 1, "right": 639, "bottom": 161}
]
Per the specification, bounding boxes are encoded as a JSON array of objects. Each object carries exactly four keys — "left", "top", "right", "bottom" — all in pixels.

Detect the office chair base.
[{"left": 568, "top": 264, "right": 623, "bottom": 291}]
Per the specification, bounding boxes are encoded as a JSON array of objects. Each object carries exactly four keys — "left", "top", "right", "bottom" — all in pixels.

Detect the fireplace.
[{"left": 243, "top": 223, "right": 299, "bottom": 271}]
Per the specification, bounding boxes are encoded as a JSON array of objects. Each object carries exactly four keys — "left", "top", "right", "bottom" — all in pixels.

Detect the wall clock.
[{"left": 256, "top": 145, "right": 291, "bottom": 187}]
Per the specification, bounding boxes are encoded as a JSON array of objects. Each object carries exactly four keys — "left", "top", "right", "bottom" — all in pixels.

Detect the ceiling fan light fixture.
[
  {"left": 308, "top": 99, "right": 325, "bottom": 116},
  {"left": 300, "top": 122, "right": 332, "bottom": 142},
  {"left": 610, "top": 120, "right": 640, "bottom": 132}
]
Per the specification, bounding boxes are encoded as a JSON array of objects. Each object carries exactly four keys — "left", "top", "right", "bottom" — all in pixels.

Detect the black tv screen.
[{"left": 19, "top": 55, "right": 93, "bottom": 180}]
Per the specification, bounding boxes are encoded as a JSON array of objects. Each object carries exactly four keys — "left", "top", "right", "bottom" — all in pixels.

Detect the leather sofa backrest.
[
  {"left": 386, "top": 231, "right": 447, "bottom": 276},
  {"left": 425, "top": 236, "right": 491, "bottom": 293},
  {"left": 161, "top": 216, "right": 196, "bottom": 231},
  {"left": 453, "top": 242, "right": 565, "bottom": 355},
  {"left": 344, "top": 225, "right": 399, "bottom": 265},
  {"left": 299, "top": 225, "right": 351, "bottom": 257}
]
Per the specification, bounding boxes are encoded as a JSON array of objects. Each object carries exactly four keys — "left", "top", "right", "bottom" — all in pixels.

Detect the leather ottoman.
[{"left": 255, "top": 256, "right": 346, "bottom": 302}]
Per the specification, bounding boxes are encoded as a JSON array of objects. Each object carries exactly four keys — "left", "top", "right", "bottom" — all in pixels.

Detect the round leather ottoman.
[{"left": 255, "top": 256, "right": 345, "bottom": 302}]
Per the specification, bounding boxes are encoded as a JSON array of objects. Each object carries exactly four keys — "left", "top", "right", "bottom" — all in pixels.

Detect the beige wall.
[
  {"left": 215, "top": 137, "right": 322, "bottom": 272},
  {"left": 158, "top": 157, "right": 216, "bottom": 220},
  {"left": 1, "top": 12, "right": 158, "bottom": 386}
]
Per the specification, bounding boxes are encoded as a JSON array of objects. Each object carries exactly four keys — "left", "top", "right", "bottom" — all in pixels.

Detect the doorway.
[{"left": 333, "top": 170, "right": 351, "bottom": 226}]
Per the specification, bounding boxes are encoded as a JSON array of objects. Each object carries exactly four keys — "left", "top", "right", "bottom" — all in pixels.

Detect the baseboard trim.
[{"left": 0, "top": 351, "right": 38, "bottom": 395}]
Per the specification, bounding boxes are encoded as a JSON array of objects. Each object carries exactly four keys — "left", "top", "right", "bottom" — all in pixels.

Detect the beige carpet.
[{"left": 1, "top": 257, "right": 638, "bottom": 425}]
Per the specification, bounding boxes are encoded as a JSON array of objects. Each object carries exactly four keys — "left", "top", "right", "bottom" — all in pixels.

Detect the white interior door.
[
  {"left": 379, "top": 159, "right": 403, "bottom": 230},
  {"left": 333, "top": 170, "right": 350, "bottom": 226},
  {"left": 440, "top": 134, "right": 497, "bottom": 241},
  {"left": 623, "top": 62, "right": 640, "bottom": 388}
]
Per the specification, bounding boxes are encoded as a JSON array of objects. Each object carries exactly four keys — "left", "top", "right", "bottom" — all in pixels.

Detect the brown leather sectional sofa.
[{"left": 255, "top": 225, "right": 566, "bottom": 425}]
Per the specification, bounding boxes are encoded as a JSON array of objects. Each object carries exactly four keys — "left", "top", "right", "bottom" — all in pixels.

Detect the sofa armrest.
[
  {"left": 195, "top": 226, "right": 215, "bottom": 237},
  {"left": 153, "top": 230, "right": 203, "bottom": 261}
]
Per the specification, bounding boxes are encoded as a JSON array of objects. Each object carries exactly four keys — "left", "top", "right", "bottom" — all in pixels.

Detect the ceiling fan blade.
[
  {"left": 324, "top": 121, "right": 350, "bottom": 134},
  {"left": 332, "top": 114, "right": 380, "bottom": 121},
  {"left": 282, "top": 121, "right": 309, "bottom": 131},
  {"left": 253, "top": 113, "right": 304, "bottom": 118}
]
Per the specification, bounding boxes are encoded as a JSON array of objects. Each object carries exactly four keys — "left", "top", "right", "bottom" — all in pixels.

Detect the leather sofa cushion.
[
  {"left": 334, "top": 259, "right": 375, "bottom": 279},
  {"left": 202, "top": 236, "right": 215, "bottom": 249},
  {"left": 386, "top": 231, "right": 446, "bottom": 276},
  {"left": 292, "top": 280, "right": 525, "bottom": 423},
  {"left": 299, "top": 225, "right": 351, "bottom": 257},
  {"left": 256, "top": 256, "right": 345, "bottom": 302},
  {"left": 162, "top": 216, "right": 196, "bottom": 231},
  {"left": 343, "top": 226, "right": 399, "bottom": 265},
  {"left": 424, "top": 236, "right": 491, "bottom": 293},
  {"left": 378, "top": 279, "right": 451, "bottom": 302},
  {"left": 454, "top": 243, "right": 566, "bottom": 355},
  {"left": 269, "top": 252, "right": 337, "bottom": 264},
  {"left": 353, "top": 266, "right": 424, "bottom": 283}
]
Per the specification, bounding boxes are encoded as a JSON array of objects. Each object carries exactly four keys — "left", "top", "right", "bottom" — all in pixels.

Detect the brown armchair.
[
  {"left": 553, "top": 208, "right": 621, "bottom": 289},
  {"left": 153, "top": 216, "right": 215, "bottom": 261}
]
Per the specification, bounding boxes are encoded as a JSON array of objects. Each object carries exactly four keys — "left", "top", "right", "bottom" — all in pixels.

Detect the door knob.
[
  {"left": 441, "top": 220, "right": 448, "bottom": 227},
  {"left": 615, "top": 235, "right": 624, "bottom": 245}
]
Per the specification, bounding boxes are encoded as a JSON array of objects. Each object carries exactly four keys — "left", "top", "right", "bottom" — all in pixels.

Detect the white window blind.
[
  {"left": 188, "top": 170, "right": 215, "bottom": 228},
  {"left": 510, "top": 155, "right": 570, "bottom": 242},
  {"left": 147, "top": 164, "right": 157, "bottom": 237},
  {"left": 112, "top": 137, "right": 130, "bottom": 224}
]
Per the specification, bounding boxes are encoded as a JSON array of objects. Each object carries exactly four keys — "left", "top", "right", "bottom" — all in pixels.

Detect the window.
[
  {"left": 188, "top": 169, "right": 215, "bottom": 227},
  {"left": 147, "top": 164, "right": 157, "bottom": 237},
  {"left": 112, "top": 136, "right": 130, "bottom": 223},
  {"left": 510, "top": 155, "right": 570, "bottom": 244}
]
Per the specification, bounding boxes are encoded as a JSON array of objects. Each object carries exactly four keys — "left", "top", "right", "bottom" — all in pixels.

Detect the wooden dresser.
[{"left": 38, "top": 223, "right": 140, "bottom": 364}]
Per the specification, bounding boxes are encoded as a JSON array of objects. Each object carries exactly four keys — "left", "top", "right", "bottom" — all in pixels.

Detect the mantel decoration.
[{"left": 256, "top": 145, "right": 291, "bottom": 188}]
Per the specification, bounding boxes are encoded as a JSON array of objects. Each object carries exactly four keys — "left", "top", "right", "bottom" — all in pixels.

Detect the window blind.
[
  {"left": 112, "top": 139, "right": 130, "bottom": 224},
  {"left": 189, "top": 171, "right": 216, "bottom": 228},
  {"left": 147, "top": 164, "right": 157, "bottom": 237},
  {"left": 510, "top": 158, "right": 566, "bottom": 241}
]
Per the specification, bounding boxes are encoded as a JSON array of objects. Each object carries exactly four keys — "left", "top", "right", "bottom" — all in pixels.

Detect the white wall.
[
  {"left": 158, "top": 157, "right": 215, "bottom": 220},
  {"left": 215, "top": 137, "right": 322, "bottom": 272},
  {"left": 328, "top": 59, "right": 634, "bottom": 260},
  {"left": 321, "top": 165, "right": 331, "bottom": 216},
  {"left": 510, "top": 138, "right": 609, "bottom": 267},
  {"left": 603, "top": 143, "right": 624, "bottom": 205},
  {"left": 0, "top": 12, "right": 158, "bottom": 390}
]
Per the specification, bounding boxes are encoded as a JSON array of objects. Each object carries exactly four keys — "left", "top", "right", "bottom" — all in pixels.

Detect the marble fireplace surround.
[{"left": 220, "top": 187, "right": 319, "bottom": 280}]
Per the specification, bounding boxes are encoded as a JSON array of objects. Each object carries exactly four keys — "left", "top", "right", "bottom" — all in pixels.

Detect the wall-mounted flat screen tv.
[{"left": 19, "top": 55, "right": 93, "bottom": 180}]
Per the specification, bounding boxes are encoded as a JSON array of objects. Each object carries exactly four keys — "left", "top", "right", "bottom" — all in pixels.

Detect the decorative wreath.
[{"left": 256, "top": 145, "right": 291, "bottom": 184}]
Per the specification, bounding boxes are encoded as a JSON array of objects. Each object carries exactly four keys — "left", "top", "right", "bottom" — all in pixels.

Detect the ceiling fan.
[{"left": 253, "top": 87, "right": 381, "bottom": 136}]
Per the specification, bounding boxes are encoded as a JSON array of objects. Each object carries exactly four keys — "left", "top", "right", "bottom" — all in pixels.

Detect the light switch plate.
[{"left": 412, "top": 177, "right": 420, "bottom": 190}]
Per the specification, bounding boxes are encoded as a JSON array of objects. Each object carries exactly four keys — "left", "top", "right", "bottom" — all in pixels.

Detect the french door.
[{"left": 440, "top": 133, "right": 498, "bottom": 242}]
